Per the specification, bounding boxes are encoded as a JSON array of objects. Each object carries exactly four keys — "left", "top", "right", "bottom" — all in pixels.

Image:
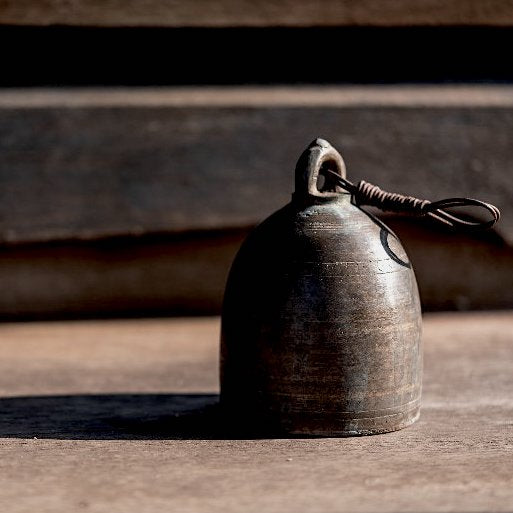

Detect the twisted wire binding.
[{"left": 324, "top": 170, "right": 500, "bottom": 230}]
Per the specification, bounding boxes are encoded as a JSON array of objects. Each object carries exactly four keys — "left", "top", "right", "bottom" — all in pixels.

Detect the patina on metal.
[{"left": 220, "top": 138, "right": 498, "bottom": 437}]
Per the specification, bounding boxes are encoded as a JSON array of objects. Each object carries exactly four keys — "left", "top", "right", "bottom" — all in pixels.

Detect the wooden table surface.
[{"left": 0, "top": 312, "right": 512, "bottom": 512}]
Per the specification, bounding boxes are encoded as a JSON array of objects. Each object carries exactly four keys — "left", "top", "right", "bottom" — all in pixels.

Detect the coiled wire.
[{"left": 324, "top": 169, "right": 500, "bottom": 230}]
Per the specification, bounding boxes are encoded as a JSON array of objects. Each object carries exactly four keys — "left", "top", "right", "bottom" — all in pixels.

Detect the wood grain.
[
  {"left": 0, "top": 219, "right": 512, "bottom": 319},
  {"left": 1, "top": 0, "right": 513, "bottom": 27},
  {"left": 0, "top": 230, "right": 241, "bottom": 318},
  {"left": 0, "top": 312, "right": 511, "bottom": 513},
  {"left": 1, "top": 86, "right": 512, "bottom": 245}
]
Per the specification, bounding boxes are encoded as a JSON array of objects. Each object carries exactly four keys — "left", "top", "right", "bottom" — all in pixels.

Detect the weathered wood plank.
[
  {"left": 1, "top": 0, "right": 513, "bottom": 27},
  {"left": 0, "top": 219, "right": 512, "bottom": 319},
  {"left": 0, "top": 86, "right": 512, "bottom": 244},
  {"left": 4, "top": 86, "right": 513, "bottom": 107},
  {"left": 0, "top": 313, "right": 511, "bottom": 513},
  {"left": 0, "top": 230, "right": 240, "bottom": 318}
]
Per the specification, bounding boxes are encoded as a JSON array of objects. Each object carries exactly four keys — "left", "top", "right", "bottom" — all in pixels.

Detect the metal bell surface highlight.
[{"left": 220, "top": 139, "right": 422, "bottom": 436}]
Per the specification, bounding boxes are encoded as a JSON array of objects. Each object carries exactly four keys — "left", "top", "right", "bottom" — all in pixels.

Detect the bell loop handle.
[
  {"left": 294, "top": 138, "right": 347, "bottom": 200},
  {"left": 294, "top": 138, "right": 500, "bottom": 230}
]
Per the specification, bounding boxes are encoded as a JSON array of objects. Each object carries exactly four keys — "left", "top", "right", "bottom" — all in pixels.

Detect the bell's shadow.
[{"left": 0, "top": 393, "right": 237, "bottom": 440}]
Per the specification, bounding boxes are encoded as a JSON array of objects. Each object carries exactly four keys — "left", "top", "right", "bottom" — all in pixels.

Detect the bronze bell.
[{"left": 220, "top": 138, "right": 422, "bottom": 436}]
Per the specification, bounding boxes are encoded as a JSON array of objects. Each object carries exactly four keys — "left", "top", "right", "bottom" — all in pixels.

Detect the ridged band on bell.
[{"left": 220, "top": 138, "right": 422, "bottom": 436}]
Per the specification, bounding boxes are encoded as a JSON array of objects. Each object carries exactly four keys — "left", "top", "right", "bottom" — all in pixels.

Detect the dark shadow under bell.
[{"left": 0, "top": 393, "right": 237, "bottom": 440}]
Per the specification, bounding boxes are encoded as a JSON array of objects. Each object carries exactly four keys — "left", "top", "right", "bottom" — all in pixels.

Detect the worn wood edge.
[
  {"left": 2, "top": 85, "right": 513, "bottom": 108},
  {"left": 2, "top": 0, "right": 513, "bottom": 27}
]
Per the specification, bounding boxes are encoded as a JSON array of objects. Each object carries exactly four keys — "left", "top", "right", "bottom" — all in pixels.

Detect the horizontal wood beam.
[
  {"left": 2, "top": 0, "right": 513, "bottom": 27},
  {"left": 0, "top": 86, "right": 512, "bottom": 244},
  {"left": 3, "top": 86, "right": 513, "bottom": 108},
  {"left": 0, "top": 220, "right": 512, "bottom": 319}
]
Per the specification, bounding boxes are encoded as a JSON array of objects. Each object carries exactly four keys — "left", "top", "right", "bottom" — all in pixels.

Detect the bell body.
[{"left": 220, "top": 140, "right": 422, "bottom": 436}]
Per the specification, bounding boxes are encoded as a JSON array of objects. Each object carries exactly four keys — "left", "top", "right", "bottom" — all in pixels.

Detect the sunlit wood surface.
[{"left": 0, "top": 312, "right": 511, "bottom": 512}]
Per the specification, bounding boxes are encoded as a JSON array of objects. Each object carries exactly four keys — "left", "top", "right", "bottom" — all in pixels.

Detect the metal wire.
[{"left": 324, "top": 169, "right": 500, "bottom": 230}]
